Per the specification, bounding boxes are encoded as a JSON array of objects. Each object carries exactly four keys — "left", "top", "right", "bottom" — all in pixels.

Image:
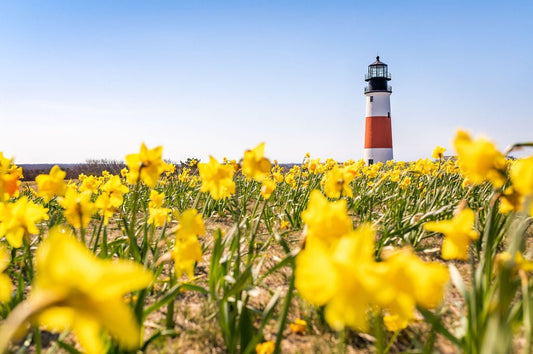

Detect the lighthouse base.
[{"left": 364, "top": 148, "right": 393, "bottom": 165}]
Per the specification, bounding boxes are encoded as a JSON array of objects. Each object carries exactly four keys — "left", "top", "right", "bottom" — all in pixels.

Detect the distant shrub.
[{"left": 72, "top": 159, "right": 126, "bottom": 178}]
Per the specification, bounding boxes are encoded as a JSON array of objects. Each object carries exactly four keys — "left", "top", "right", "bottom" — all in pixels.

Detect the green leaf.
[{"left": 449, "top": 264, "right": 467, "bottom": 298}]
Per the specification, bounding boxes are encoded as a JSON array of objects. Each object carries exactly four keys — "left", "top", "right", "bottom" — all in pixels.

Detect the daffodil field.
[{"left": 1, "top": 130, "right": 533, "bottom": 353}]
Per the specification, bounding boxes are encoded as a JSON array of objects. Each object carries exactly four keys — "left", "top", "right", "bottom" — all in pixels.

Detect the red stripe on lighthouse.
[{"left": 364, "top": 116, "right": 393, "bottom": 148}]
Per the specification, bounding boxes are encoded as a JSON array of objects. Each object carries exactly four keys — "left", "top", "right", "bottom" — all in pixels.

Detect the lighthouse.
[{"left": 363, "top": 56, "right": 393, "bottom": 164}]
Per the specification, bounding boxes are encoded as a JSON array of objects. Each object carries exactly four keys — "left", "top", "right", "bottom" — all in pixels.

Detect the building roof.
[{"left": 370, "top": 56, "right": 387, "bottom": 66}]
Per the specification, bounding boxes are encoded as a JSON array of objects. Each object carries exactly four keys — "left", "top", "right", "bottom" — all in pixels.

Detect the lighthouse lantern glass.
[{"left": 369, "top": 64, "right": 387, "bottom": 78}]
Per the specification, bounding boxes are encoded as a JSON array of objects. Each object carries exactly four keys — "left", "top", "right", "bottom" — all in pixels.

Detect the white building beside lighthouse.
[{"left": 363, "top": 56, "right": 393, "bottom": 164}]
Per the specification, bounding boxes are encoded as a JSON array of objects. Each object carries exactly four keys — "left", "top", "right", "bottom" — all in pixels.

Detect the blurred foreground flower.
[
  {"left": 296, "top": 223, "right": 448, "bottom": 332},
  {"left": 0, "top": 244, "right": 12, "bottom": 302},
  {"left": 35, "top": 165, "right": 67, "bottom": 202},
  {"left": 510, "top": 157, "right": 533, "bottom": 196},
  {"left": 198, "top": 156, "right": 235, "bottom": 200},
  {"left": 296, "top": 194, "right": 448, "bottom": 332},
  {"left": 301, "top": 190, "right": 352, "bottom": 244},
  {"left": 260, "top": 178, "right": 276, "bottom": 200},
  {"left": 147, "top": 190, "right": 171, "bottom": 227},
  {"left": 172, "top": 209, "right": 205, "bottom": 278},
  {"left": 0, "top": 227, "right": 153, "bottom": 353},
  {"left": 242, "top": 143, "right": 271, "bottom": 182},
  {"left": 424, "top": 207, "right": 479, "bottom": 260},
  {"left": 454, "top": 130, "right": 506, "bottom": 188}
]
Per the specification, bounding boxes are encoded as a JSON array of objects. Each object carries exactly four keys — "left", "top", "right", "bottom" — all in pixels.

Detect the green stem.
[
  {"left": 274, "top": 260, "right": 295, "bottom": 354},
  {"left": 383, "top": 330, "right": 400, "bottom": 354},
  {"left": 520, "top": 270, "right": 532, "bottom": 354},
  {"left": 91, "top": 217, "right": 105, "bottom": 253},
  {"left": 34, "top": 326, "right": 41, "bottom": 354},
  {"left": 336, "top": 328, "right": 346, "bottom": 354},
  {"left": 247, "top": 199, "right": 267, "bottom": 264},
  {"left": 166, "top": 267, "right": 176, "bottom": 329}
]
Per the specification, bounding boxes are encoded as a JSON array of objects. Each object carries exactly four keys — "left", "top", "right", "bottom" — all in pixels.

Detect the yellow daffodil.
[
  {"left": 78, "top": 175, "right": 101, "bottom": 194},
  {"left": 301, "top": 190, "right": 352, "bottom": 244},
  {"left": 307, "top": 158, "right": 321, "bottom": 174},
  {"left": 59, "top": 189, "right": 96, "bottom": 229},
  {"left": 172, "top": 233, "right": 202, "bottom": 279},
  {"left": 297, "top": 222, "right": 449, "bottom": 333},
  {"left": 284, "top": 173, "right": 297, "bottom": 188},
  {"left": 454, "top": 130, "right": 507, "bottom": 188},
  {"left": 172, "top": 209, "right": 205, "bottom": 278},
  {"left": 256, "top": 340, "right": 275, "bottom": 354},
  {"left": 198, "top": 156, "right": 235, "bottom": 200},
  {"left": 149, "top": 190, "right": 165, "bottom": 209},
  {"left": 364, "top": 163, "right": 381, "bottom": 179},
  {"left": 322, "top": 165, "right": 354, "bottom": 199},
  {"left": 272, "top": 170, "right": 284, "bottom": 183},
  {"left": 178, "top": 168, "right": 191, "bottom": 182},
  {"left": 302, "top": 225, "right": 389, "bottom": 332},
  {"left": 289, "top": 318, "right": 307, "bottom": 334},
  {"left": 380, "top": 248, "right": 449, "bottom": 327},
  {"left": 94, "top": 175, "right": 129, "bottom": 225},
  {"left": 0, "top": 244, "right": 12, "bottom": 302},
  {"left": 163, "top": 162, "right": 176, "bottom": 175},
  {"left": 242, "top": 143, "right": 271, "bottom": 182},
  {"left": 297, "top": 191, "right": 450, "bottom": 334},
  {"left": 499, "top": 187, "right": 523, "bottom": 214},
  {"left": 399, "top": 176, "right": 411, "bottom": 190},
  {"left": 125, "top": 143, "right": 168, "bottom": 188},
  {"left": 94, "top": 193, "right": 115, "bottom": 225},
  {"left": 496, "top": 251, "right": 533, "bottom": 275},
  {"left": 101, "top": 170, "right": 112, "bottom": 181},
  {"left": 176, "top": 209, "right": 205, "bottom": 237},
  {"left": 280, "top": 220, "right": 290, "bottom": 230},
  {"left": 424, "top": 207, "right": 479, "bottom": 260},
  {"left": 223, "top": 158, "right": 240, "bottom": 173},
  {"left": 260, "top": 178, "right": 276, "bottom": 200},
  {"left": 432, "top": 146, "right": 446, "bottom": 160},
  {"left": 35, "top": 165, "right": 67, "bottom": 202},
  {"left": 100, "top": 175, "right": 129, "bottom": 206},
  {"left": 6, "top": 227, "right": 153, "bottom": 354},
  {"left": 295, "top": 239, "right": 340, "bottom": 307},
  {"left": 510, "top": 157, "right": 533, "bottom": 200},
  {"left": 147, "top": 207, "right": 171, "bottom": 227},
  {"left": 0, "top": 196, "right": 49, "bottom": 248},
  {"left": 0, "top": 153, "right": 22, "bottom": 201},
  {"left": 383, "top": 313, "right": 409, "bottom": 332},
  {"left": 388, "top": 169, "right": 401, "bottom": 183}
]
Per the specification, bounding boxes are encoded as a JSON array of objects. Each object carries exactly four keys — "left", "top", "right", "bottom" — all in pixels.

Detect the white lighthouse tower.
[{"left": 363, "top": 56, "right": 393, "bottom": 164}]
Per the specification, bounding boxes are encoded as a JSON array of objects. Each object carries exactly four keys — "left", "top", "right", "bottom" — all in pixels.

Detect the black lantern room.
[{"left": 364, "top": 56, "right": 392, "bottom": 93}]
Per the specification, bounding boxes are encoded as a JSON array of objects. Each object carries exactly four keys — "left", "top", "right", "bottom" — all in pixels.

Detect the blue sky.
[{"left": 1, "top": 1, "right": 532, "bottom": 163}]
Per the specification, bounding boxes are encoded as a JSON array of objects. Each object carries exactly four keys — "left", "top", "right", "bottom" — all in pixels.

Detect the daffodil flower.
[
  {"left": 424, "top": 207, "right": 479, "bottom": 260},
  {"left": 198, "top": 156, "right": 235, "bottom": 200},
  {"left": 35, "top": 165, "right": 67, "bottom": 202},
  {"left": 242, "top": 143, "right": 271, "bottom": 182},
  {"left": 0, "top": 227, "right": 153, "bottom": 353}
]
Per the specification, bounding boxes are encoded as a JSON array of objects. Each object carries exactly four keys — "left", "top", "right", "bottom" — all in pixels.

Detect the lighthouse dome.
[{"left": 370, "top": 56, "right": 387, "bottom": 66}]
